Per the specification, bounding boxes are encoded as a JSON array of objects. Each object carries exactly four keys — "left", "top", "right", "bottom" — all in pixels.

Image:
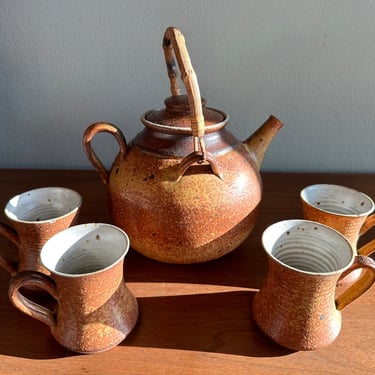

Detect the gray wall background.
[{"left": 1, "top": 0, "right": 374, "bottom": 172}]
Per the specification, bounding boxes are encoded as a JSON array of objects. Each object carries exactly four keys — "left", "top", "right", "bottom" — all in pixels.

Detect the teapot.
[{"left": 83, "top": 27, "right": 283, "bottom": 264}]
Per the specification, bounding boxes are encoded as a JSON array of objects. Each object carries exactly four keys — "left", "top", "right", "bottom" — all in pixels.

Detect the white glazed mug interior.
[
  {"left": 301, "top": 184, "right": 374, "bottom": 217},
  {"left": 262, "top": 220, "right": 354, "bottom": 275},
  {"left": 40, "top": 223, "right": 129, "bottom": 276},
  {"left": 5, "top": 187, "right": 82, "bottom": 223}
]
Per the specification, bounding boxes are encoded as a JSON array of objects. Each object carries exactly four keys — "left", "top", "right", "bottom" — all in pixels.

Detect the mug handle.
[
  {"left": 0, "top": 223, "right": 20, "bottom": 275},
  {"left": 335, "top": 249, "right": 375, "bottom": 311},
  {"left": 359, "top": 213, "right": 375, "bottom": 236},
  {"left": 8, "top": 270, "right": 58, "bottom": 328}
]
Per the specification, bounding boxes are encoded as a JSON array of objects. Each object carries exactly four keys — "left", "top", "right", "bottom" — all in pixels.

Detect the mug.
[
  {"left": 301, "top": 184, "right": 375, "bottom": 249},
  {"left": 252, "top": 219, "right": 375, "bottom": 351},
  {"left": 0, "top": 187, "right": 82, "bottom": 275},
  {"left": 301, "top": 184, "right": 375, "bottom": 283},
  {"left": 8, "top": 223, "right": 139, "bottom": 354}
]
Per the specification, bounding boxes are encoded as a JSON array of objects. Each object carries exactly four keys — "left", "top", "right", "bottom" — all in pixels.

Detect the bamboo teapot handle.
[
  {"left": 163, "top": 27, "right": 205, "bottom": 154},
  {"left": 163, "top": 27, "right": 221, "bottom": 179}
]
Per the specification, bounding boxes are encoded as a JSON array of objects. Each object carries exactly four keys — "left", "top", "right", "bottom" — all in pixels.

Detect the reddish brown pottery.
[
  {"left": 301, "top": 184, "right": 375, "bottom": 284},
  {"left": 8, "top": 223, "right": 138, "bottom": 354},
  {"left": 0, "top": 187, "right": 81, "bottom": 275},
  {"left": 83, "top": 26, "right": 283, "bottom": 264},
  {"left": 252, "top": 220, "right": 375, "bottom": 351}
]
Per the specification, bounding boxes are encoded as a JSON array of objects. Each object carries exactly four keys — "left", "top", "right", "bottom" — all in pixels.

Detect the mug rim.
[
  {"left": 40, "top": 223, "right": 130, "bottom": 278},
  {"left": 262, "top": 219, "right": 355, "bottom": 276},
  {"left": 4, "top": 186, "right": 82, "bottom": 224},
  {"left": 300, "top": 184, "right": 374, "bottom": 217}
]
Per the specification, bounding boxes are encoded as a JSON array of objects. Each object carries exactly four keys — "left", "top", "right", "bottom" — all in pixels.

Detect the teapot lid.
[{"left": 144, "top": 94, "right": 226, "bottom": 133}]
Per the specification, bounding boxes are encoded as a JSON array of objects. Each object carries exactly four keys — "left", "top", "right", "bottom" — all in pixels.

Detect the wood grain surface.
[{"left": 0, "top": 170, "right": 374, "bottom": 374}]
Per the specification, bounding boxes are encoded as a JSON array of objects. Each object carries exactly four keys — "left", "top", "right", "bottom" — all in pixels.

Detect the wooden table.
[{"left": 0, "top": 170, "right": 374, "bottom": 374}]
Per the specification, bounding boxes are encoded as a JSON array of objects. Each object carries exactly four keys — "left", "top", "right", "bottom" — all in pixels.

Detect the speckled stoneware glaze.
[
  {"left": 0, "top": 187, "right": 81, "bottom": 275},
  {"left": 252, "top": 220, "right": 375, "bottom": 351},
  {"left": 301, "top": 184, "right": 375, "bottom": 248},
  {"left": 8, "top": 223, "right": 138, "bottom": 354},
  {"left": 83, "top": 27, "right": 283, "bottom": 264},
  {"left": 301, "top": 184, "right": 375, "bottom": 284}
]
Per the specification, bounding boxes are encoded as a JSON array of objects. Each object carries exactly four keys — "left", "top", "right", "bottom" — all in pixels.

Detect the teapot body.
[{"left": 106, "top": 123, "right": 262, "bottom": 263}]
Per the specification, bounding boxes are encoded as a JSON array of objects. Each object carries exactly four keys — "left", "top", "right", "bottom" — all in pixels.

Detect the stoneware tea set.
[{"left": 0, "top": 27, "right": 375, "bottom": 353}]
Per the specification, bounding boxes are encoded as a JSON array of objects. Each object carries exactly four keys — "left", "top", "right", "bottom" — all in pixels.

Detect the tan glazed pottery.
[
  {"left": 83, "top": 27, "right": 283, "bottom": 264},
  {"left": 301, "top": 184, "right": 375, "bottom": 249},
  {"left": 0, "top": 187, "right": 82, "bottom": 275},
  {"left": 301, "top": 184, "right": 375, "bottom": 284},
  {"left": 8, "top": 223, "right": 138, "bottom": 354},
  {"left": 252, "top": 220, "right": 375, "bottom": 351}
]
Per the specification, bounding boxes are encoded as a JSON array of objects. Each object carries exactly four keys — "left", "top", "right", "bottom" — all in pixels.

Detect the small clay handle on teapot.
[
  {"left": 83, "top": 122, "right": 127, "bottom": 185},
  {"left": 0, "top": 223, "right": 20, "bottom": 275},
  {"left": 163, "top": 27, "right": 206, "bottom": 157},
  {"left": 335, "top": 240, "right": 375, "bottom": 310},
  {"left": 8, "top": 270, "right": 58, "bottom": 328}
]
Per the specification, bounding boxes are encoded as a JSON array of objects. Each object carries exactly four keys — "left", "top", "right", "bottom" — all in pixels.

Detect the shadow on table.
[
  {"left": 123, "top": 236, "right": 269, "bottom": 291},
  {"left": 0, "top": 291, "right": 292, "bottom": 359},
  {"left": 0, "top": 290, "right": 292, "bottom": 359},
  {"left": 0, "top": 313, "right": 75, "bottom": 359},
  {"left": 124, "top": 290, "right": 293, "bottom": 358}
]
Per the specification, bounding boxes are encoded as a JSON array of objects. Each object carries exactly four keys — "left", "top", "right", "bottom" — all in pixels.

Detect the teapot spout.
[{"left": 243, "top": 115, "right": 283, "bottom": 169}]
